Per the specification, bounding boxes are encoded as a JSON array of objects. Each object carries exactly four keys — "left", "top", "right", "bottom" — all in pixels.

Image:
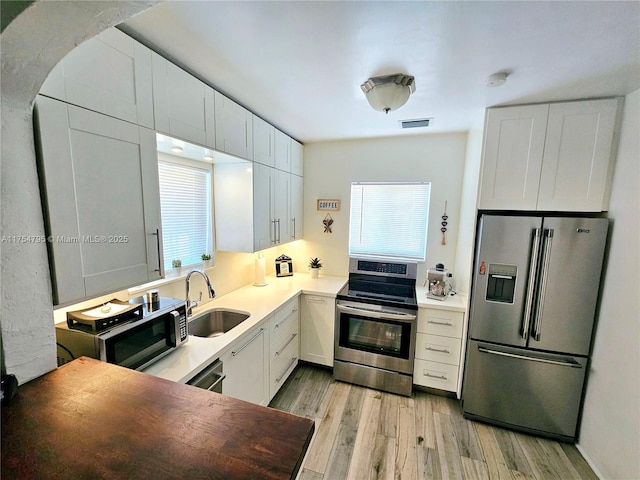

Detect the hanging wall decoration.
[
  {"left": 441, "top": 201, "right": 448, "bottom": 245},
  {"left": 323, "top": 213, "right": 334, "bottom": 233}
]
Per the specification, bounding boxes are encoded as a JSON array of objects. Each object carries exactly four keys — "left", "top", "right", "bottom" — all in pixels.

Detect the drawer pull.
[
  {"left": 425, "top": 346, "right": 451, "bottom": 354},
  {"left": 276, "top": 357, "right": 298, "bottom": 383},
  {"left": 232, "top": 328, "right": 264, "bottom": 356},
  {"left": 275, "top": 333, "right": 297, "bottom": 356},
  {"left": 428, "top": 320, "right": 453, "bottom": 326},
  {"left": 424, "top": 371, "right": 448, "bottom": 380}
]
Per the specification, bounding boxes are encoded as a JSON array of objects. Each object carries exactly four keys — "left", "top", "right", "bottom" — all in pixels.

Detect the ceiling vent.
[{"left": 399, "top": 118, "right": 432, "bottom": 129}]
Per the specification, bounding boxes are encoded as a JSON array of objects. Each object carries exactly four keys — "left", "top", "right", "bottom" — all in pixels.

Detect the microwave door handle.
[
  {"left": 522, "top": 228, "right": 542, "bottom": 340},
  {"left": 336, "top": 304, "right": 417, "bottom": 321},
  {"left": 167, "top": 310, "right": 180, "bottom": 347},
  {"left": 532, "top": 228, "right": 554, "bottom": 341}
]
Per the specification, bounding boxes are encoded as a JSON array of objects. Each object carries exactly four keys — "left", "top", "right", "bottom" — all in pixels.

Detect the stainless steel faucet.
[{"left": 185, "top": 270, "right": 215, "bottom": 316}]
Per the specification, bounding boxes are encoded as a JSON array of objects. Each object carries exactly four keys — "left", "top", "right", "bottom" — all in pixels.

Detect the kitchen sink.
[{"left": 188, "top": 309, "right": 250, "bottom": 338}]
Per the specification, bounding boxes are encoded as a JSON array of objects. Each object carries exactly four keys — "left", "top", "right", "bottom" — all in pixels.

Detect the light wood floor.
[{"left": 269, "top": 364, "right": 598, "bottom": 480}]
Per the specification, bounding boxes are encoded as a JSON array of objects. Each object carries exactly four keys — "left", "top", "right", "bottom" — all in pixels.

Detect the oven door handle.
[{"left": 336, "top": 304, "right": 416, "bottom": 321}]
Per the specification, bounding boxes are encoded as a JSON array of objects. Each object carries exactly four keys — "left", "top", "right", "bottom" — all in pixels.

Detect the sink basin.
[{"left": 188, "top": 309, "right": 250, "bottom": 338}]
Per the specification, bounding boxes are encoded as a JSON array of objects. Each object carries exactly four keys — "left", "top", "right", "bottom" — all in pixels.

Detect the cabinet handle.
[
  {"left": 206, "top": 374, "right": 226, "bottom": 392},
  {"left": 276, "top": 218, "right": 281, "bottom": 243},
  {"left": 424, "top": 371, "right": 448, "bottom": 380},
  {"left": 428, "top": 320, "right": 453, "bottom": 326},
  {"left": 275, "top": 333, "right": 297, "bottom": 356},
  {"left": 307, "top": 296, "right": 326, "bottom": 304},
  {"left": 425, "top": 346, "right": 451, "bottom": 354},
  {"left": 232, "top": 328, "right": 264, "bottom": 356},
  {"left": 291, "top": 217, "right": 296, "bottom": 239},
  {"left": 271, "top": 220, "right": 277, "bottom": 244},
  {"left": 152, "top": 228, "right": 162, "bottom": 274},
  {"left": 276, "top": 357, "right": 298, "bottom": 383}
]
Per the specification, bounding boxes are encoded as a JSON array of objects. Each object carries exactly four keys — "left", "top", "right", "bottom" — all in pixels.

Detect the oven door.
[{"left": 335, "top": 300, "right": 417, "bottom": 375}]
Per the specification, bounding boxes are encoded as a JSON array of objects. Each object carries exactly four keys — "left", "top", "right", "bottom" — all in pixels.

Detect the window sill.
[{"left": 127, "top": 262, "right": 214, "bottom": 295}]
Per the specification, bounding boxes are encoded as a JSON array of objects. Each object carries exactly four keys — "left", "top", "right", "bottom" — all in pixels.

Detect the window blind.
[
  {"left": 158, "top": 161, "right": 212, "bottom": 270},
  {"left": 348, "top": 182, "right": 431, "bottom": 261}
]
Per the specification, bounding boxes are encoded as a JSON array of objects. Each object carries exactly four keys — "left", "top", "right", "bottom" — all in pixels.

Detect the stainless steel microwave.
[{"left": 55, "top": 297, "right": 188, "bottom": 370}]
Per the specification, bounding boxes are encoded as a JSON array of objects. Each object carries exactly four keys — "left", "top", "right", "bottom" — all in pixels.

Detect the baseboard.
[{"left": 575, "top": 443, "right": 604, "bottom": 480}]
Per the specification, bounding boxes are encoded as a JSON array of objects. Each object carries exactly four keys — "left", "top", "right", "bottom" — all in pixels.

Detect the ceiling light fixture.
[
  {"left": 486, "top": 72, "right": 508, "bottom": 87},
  {"left": 170, "top": 146, "right": 183, "bottom": 153},
  {"left": 361, "top": 73, "right": 415, "bottom": 114}
]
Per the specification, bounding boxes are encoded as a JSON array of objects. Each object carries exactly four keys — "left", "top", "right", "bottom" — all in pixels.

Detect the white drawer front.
[
  {"left": 413, "top": 359, "right": 459, "bottom": 392},
  {"left": 415, "top": 333, "right": 461, "bottom": 366},
  {"left": 417, "top": 308, "right": 464, "bottom": 338},
  {"left": 270, "top": 336, "right": 299, "bottom": 398},
  {"left": 271, "top": 298, "right": 299, "bottom": 347}
]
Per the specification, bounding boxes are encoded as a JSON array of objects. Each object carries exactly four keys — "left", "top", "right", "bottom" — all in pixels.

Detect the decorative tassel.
[{"left": 441, "top": 201, "right": 448, "bottom": 245}]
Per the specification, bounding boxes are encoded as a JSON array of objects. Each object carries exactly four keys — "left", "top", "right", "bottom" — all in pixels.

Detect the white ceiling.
[{"left": 120, "top": 1, "right": 640, "bottom": 143}]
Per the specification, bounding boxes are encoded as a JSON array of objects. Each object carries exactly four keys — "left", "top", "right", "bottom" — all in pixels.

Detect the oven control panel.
[{"left": 350, "top": 258, "right": 417, "bottom": 279}]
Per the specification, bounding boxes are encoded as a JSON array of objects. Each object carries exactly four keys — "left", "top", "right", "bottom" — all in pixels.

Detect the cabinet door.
[
  {"left": 35, "top": 96, "right": 162, "bottom": 304},
  {"left": 253, "top": 116, "right": 275, "bottom": 167},
  {"left": 479, "top": 105, "right": 549, "bottom": 210},
  {"left": 290, "top": 174, "right": 304, "bottom": 241},
  {"left": 215, "top": 92, "right": 253, "bottom": 160},
  {"left": 213, "top": 162, "right": 254, "bottom": 253},
  {"left": 291, "top": 140, "right": 304, "bottom": 176},
  {"left": 221, "top": 326, "right": 269, "bottom": 406},
  {"left": 274, "top": 129, "right": 291, "bottom": 172},
  {"left": 40, "top": 28, "right": 154, "bottom": 128},
  {"left": 537, "top": 99, "right": 620, "bottom": 211},
  {"left": 300, "top": 295, "right": 335, "bottom": 367},
  {"left": 274, "top": 169, "right": 290, "bottom": 244},
  {"left": 253, "top": 163, "right": 275, "bottom": 250},
  {"left": 152, "top": 54, "right": 215, "bottom": 147}
]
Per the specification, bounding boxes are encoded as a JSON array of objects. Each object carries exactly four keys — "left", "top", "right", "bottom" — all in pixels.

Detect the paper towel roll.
[{"left": 254, "top": 255, "right": 267, "bottom": 286}]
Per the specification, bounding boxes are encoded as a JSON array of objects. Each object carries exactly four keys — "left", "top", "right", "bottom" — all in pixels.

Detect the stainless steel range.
[{"left": 334, "top": 257, "right": 418, "bottom": 396}]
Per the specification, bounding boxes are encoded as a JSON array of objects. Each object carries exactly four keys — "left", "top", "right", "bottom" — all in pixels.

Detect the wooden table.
[{"left": 1, "top": 357, "right": 314, "bottom": 479}]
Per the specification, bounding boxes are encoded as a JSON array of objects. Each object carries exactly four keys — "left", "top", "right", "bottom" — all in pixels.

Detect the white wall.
[
  {"left": 578, "top": 89, "right": 640, "bottom": 479},
  {"left": 298, "top": 133, "right": 468, "bottom": 285}
]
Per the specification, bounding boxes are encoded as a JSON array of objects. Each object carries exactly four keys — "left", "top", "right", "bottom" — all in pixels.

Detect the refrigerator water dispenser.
[{"left": 485, "top": 264, "right": 517, "bottom": 303}]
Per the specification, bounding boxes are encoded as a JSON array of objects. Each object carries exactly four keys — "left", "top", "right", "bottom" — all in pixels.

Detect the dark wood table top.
[{"left": 1, "top": 357, "right": 314, "bottom": 479}]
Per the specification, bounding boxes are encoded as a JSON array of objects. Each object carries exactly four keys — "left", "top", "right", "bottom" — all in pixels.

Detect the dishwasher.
[{"left": 186, "top": 359, "right": 225, "bottom": 393}]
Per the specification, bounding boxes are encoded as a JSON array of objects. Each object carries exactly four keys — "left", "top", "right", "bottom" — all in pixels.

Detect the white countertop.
[
  {"left": 415, "top": 284, "right": 468, "bottom": 312},
  {"left": 142, "top": 273, "right": 347, "bottom": 383}
]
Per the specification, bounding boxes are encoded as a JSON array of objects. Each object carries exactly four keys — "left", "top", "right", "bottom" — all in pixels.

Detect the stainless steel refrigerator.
[{"left": 461, "top": 214, "right": 608, "bottom": 442}]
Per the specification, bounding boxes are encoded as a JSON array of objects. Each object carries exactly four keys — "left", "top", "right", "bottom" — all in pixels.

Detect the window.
[
  {"left": 158, "top": 157, "right": 212, "bottom": 271},
  {"left": 348, "top": 182, "right": 430, "bottom": 261}
]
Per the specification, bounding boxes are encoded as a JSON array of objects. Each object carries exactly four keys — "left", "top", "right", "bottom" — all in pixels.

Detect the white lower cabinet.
[
  {"left": 300, "top": 294, "right": 335, "bottom": 367},
  {"left": 413, "top": 307, "right": 465, "bottom": 395},
  {"left": 221, "top": 324, "right": 270, "bottom": 406},
  {"left": 269, "top": 298, "right": 300, "bottom": 400}
]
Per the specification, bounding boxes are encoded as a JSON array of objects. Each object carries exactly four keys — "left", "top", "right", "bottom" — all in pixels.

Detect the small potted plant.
[
  {"left": 171, "top": 259, "right": 182, "bottom": 274},
  {"left": 308, "top": 257, "right": 323, "bottom": 279},
  {"left": 201, "top": 253, "right": 212, "bottom": 268}
]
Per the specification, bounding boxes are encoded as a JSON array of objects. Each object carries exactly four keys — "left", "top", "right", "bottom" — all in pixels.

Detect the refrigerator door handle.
[
  {"left": 532, "top": 228, "right": 554, "bottom": 341},
  {"left": 522, "top": 228, "right": 542, "bottom": 340},
  {"left": 478, "top": 346, "right": 583, "bottom": 368}
]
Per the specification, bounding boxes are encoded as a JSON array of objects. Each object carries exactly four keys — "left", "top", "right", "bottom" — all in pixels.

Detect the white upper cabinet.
[
  {"left": 35, "top": 96, "right": 162, "bottom": 305},
  {"left": 479, "top": 98, "right": 621, "bottom": 212},
  {"left": 537, "top": 100, "right": 620, "bottom": 211},
  {"left": 215, "top": 92, "right": 254, "bottom": 160},
  {"left": 253, "top": 116, "right": 275, "bottom": 167},
  {"left": 274, "top": 129, "right": 291, "bottom": 172},
  {"left": 290, "top": 174, "right": 304, "bottom": 241},
  {"left": 151, "top": 53, "right": 215, "bottom": 147},
  {"left": 479, "top": 104, "right": 548, "bottom": 210},
  {"left": 40, "top": 28, "right": 154, "bottom": 128},
  {"left": 291, "top": 140, "right": 304, "bottom": 177},
  {"left": 274, "top": 169, "right": 290, "bottom": 244}
]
